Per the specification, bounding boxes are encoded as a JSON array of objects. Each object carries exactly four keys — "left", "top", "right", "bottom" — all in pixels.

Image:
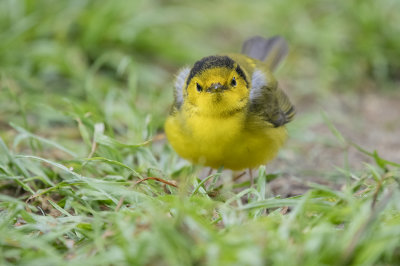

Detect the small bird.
[{"left": 165, "top": 36, "right": 295, "bottom": 172}]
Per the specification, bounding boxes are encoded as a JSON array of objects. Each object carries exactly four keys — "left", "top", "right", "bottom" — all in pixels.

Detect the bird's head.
[{"left": 183, "top": 56, "right": 249, "bottom": 116}]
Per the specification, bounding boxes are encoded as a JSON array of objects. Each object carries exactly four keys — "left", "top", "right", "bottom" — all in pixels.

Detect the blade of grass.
[{"left": 10, "top": 122, "right": 77, "bottom": 157}]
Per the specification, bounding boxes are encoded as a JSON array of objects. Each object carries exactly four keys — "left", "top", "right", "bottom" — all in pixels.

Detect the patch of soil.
[{"left": 267, "top": 90, "right": 400, "bottom": 196}]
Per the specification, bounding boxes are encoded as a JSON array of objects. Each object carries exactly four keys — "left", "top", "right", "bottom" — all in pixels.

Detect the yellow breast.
[{"left": 164, "top": 111, "right": 287, "bottom": 170}]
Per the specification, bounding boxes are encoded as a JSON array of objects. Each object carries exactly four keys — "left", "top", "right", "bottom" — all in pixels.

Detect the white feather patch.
[
  {"left": 250, "top": 69, "right": 267, "bottom": 100},
  {"left": 174, "top": 67, "right": 190, "bottom": 107}
]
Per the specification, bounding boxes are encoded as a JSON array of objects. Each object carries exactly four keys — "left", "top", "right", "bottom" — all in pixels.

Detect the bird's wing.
[{"left": 249, "top": 69, "right": 295, "bottom": 127}]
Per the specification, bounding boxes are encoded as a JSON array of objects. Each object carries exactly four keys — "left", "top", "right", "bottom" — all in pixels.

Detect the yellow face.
[{"left": 185, "top": 66, "right": 249, "bottom": 116}]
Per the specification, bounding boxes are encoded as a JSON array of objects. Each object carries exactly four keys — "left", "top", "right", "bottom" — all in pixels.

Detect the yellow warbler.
[{"left": 165, "top": 36, "right": 295, "bottom": 171}]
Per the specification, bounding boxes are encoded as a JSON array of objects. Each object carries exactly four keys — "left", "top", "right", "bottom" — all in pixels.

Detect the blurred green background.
[{"left": 1, "top": 1, "right": 400, "bottom": 265}]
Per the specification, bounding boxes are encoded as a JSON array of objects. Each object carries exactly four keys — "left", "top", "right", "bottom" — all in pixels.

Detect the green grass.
[{"left": 1, "top": 0, "right": 400, "bottom": 265}]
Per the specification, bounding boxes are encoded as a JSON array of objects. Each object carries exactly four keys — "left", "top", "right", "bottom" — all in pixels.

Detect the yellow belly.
[{"left": 165, "top": 112, "right": 287, "bottom": 171}]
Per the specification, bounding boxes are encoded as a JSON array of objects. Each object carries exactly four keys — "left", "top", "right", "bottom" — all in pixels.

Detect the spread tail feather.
[{"left": 241, "top": 36, "right": 288, "bottom": 72}]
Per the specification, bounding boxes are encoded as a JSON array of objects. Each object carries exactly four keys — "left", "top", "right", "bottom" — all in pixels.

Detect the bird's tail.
[{"left": 241, "top": 36, "right": 288, "bottom": 72}]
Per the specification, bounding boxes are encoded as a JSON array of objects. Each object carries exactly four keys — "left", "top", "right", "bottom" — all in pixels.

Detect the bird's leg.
[
  {"left": 233, "top": 171, "right": 246, "bottom": 181},
  {"left": 207, "top": 167, "right": 213, "bottom": 177},
  {"left": 203, "top": 168, "right": 214, "bottom": 189},
  {"left": 248, "top": 168, "right": 253, "bottom": 186}
]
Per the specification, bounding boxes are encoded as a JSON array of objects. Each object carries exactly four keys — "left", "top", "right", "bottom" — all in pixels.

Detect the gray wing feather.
[
  {"left": 242, "top": 36, "right": 288, "bottom": 72},
  {"left": 174, "top": 67, "right": 190, "bottom": 109}
]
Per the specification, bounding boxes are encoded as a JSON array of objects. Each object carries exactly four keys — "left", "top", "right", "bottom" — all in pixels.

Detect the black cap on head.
[{"left": 186, "top": 56, "right": 248, "bottom": 87}]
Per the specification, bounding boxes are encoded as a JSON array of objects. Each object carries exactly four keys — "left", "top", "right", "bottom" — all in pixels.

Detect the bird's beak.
[{"left": 206, "top": 83, "right": 228, "bottom": 93}]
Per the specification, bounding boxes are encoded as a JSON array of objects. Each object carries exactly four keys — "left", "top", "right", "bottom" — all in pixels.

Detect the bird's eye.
[
  {"left": 231, "top": 77, "right": 237, "bottom": 87},
  {"left": 196, "top": 83, "right": 202, "bottom": 92}
]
